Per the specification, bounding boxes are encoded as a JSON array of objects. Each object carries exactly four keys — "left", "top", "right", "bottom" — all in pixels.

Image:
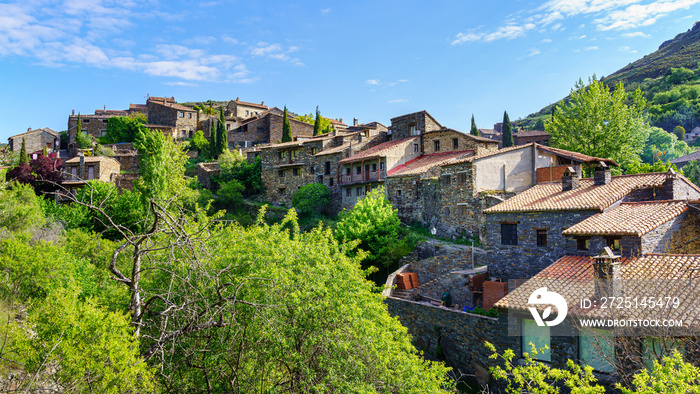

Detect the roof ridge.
[{"left": 620, "top": 199, "right": 688, "bottom": 205}]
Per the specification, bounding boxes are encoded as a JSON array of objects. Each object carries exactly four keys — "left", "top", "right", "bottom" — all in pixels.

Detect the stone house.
[
  {"left": 513, "top": 130, "right": 550, "bottom": 146},
  {"left": 388, "top": 111, "right": 442, "bottom": 141},
  {"left": 483, "top": 168, "right": 700, "bottom": 280},
  {"left": 685, "top": 126, "right": 700, "bottom": 142},
  {"left": 146, "top": 96, "right": 197, "bottom": 140},
  {"left": 339, "top": 137, "right": 419, "bottom": 208},
  {"left": 495, "top": 250, "right": 700, "bottom": 377},
  {"left": 62, "top": 155, "right": 121, "bottom": 194},
  {"left": 226, "top": 97, "right": 268, "bottom": 120},
  {"left": 8, "top": 127, "right": 59, "bottom": 154},
  {"left": 670, "top": 150, "right": 700, "bottom": 169},
  {"left": 67, "top": 110, "right": 129, "bottom": 155},
  {"left": 230, "top": 107, "right": 315, "bottom": 148},
  {"left": 260, "top": 129, "right": 388, "bottom": 208},
  {"left": 437, "top": 143, "right": 613, "bottom": 239}
]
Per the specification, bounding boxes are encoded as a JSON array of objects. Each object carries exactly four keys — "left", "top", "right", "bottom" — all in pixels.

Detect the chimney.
[
  {"left": 72, "top": 109, "right": 75, "bottom": 115},
  {"left": 353, "top": 117, "right": 358, "bottom": 126},
  {"left": 593, "top": 247, "right": 621, "bottom": 299},
  {"left": 339, "top": 118, "right": 343, "bottom": 124},
  {"left": 562, "top": 166, "right": 580, "bottom": 191},
  {"left": 79, "top": 152, "right": 85, "bottom": 180},
  {"left": 347, "top": 142, "right": 354, "bottom": 157},
  {"left": 261, "top": 101, "right": 264, "bottom": 105},
  {"left": 236, "top": 97, "right": 239, "bottom": 101},
  {"left": 104, "top": 105, "right": 106, "bottom": 111},
  {"left": 593, "top": 161, "right": 611, "bottom": 185},
  {"left": 27, "top": 127, "right": 31, "bottom": 132}
]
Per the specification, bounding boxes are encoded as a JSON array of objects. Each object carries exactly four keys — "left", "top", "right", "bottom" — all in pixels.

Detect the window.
[
  {"left": 291, "top": 150, "right": 298, "bottom": 159},
  {"left": 458, "top": 205, "right": 467, "bottom": 217},
  {"left": 311, "top": 147, "right": 318, "bottom": 154},
  {"left": 579, "top": 329, "right": 614, "bottom": 373},
  {"left": 346, "top": 188, "right": 351, "bottom": 197},
  {"left": 522, "top": 319, "right": 551, "bottom": 362},
  {"left": 605, "top": 237, "right": 621, "bottom": 251},
  {"left": 279, "top": 151, "right": 287, "bottom": 159},
  {"left": 345, "top": 167, "right": 351, "bottom": 175},
  {"left": 441, "top": 174, "right": 451, "bottom": 186},
  {"left": 100, "top": 129, "right": 107, "bottom": 137},
  {"left": 434, "top": 140, "right": 440, "bottom": 152},
  {"left": 457, "top": 172, "right": 467, "bottom": 184},
  {"left": 102, "top": 119, "right": 108, "bottom": 124},
  {"left": 453, "top": 138, "right": 459, "bottom": 149},
  {"left": 414, "top": 143, "right": 419, "bottom": 153},
  {"left": 356, "top": 166, "right": 362, "bottom": 174},
  {"left": 70, "top": 166, "right": 78, "bottom": 181},
  {"left": 537, "top": 229, "right": 548, "bottom": 247},
  {"left": 310, "top": 166, "right": 315, "bottom": 174},
  {"left": 410, "top": 125, "right": 417, "bottom": 135},
  {"left": 356, "top": 187, "right": 362, "bottom": 196},
  {"left": 577, "top": 237, "right": 590, "bottom": 251},
  {"left": 83, "top": 118, "right": 89, "bottom": 123},
  {"left": 246, "top": 110, "right": 249, "bottom": 116},
  {"left": 87, "top": 166, "right": 95, "bottom": 180},
  {"left": 188, "top": 113, "right": 192, "bottom": 118},
  {"left": 292, "top": 168, "right": 300, "bottom": 176},
  {"left": 380, "top": 162, "right": 384, "bottom": 170},
  {"left": 329, "top": 178, "right": 334, "bottom": 186},
  {"left": 371, "top": 163, "right": 377, "bottom": 172},
  {"left": 397, "top": 190, "right": 402, "bottom": 197},
  {"left": 278, "top": 170, "right": 285, "bottom": 178},
  {"left": 325, "top": 161, "right": 331, "bottom": 175},
  {"left": 278, "top": 188, "right": 285, "bottom": 195},
  {"left": 226, "top": 124, "right": 230, "bottom": 131},
  {"left": 501, "top": 223, "right": 518, "bottom": 245},
  {"left": 179, "top": 112, "right": 184, "bottom": 118}
]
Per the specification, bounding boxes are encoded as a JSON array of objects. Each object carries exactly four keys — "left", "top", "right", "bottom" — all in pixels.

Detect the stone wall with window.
[
  {"left": 261, "top": 145, "right": 316, "bottom": 206},
  {"left": 389, "top": 111, "right": 441, "bottom": 140},
  {"left": 422, "top": 129, "right": 497, "bottom": 156},
  {"left": 483, "top": 210, "right": 599, "bottom": 279}
]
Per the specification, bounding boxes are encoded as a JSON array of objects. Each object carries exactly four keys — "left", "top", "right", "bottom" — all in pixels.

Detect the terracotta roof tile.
[
  {"left": 515, "top": 130, "right": 550, "bottom": 137},
  {"left": 446, "top": 143, "right": 618, "bottom": 167},
  {"left": 495, "top": 254, "right": 700, "bottom": 325},
  {"left": 425, "top": 128, "right": 500, "bottom": 144},
  {"left": 149, "top": 100, "right": 195, "bottom": 112},
  {"left": 65, "top": 155, "right": 120, "bottom": 164},
  {"left": 339, "top": 137, "right": 418, "bottom": 164},
  {"left": 484, "top": 173, "right": 672, "bottom": 213},
  {"left": 670, "top": 150, "right": 700, "bottom": 165},
  {"left": 388, "top": 151, "right": 473, "bottom": 177},
  {"left": 231, "top": 99, "right": 268, "bottom": 109},
  {"left": 562, "top": 200, "right": 689, "bottom": 236}
]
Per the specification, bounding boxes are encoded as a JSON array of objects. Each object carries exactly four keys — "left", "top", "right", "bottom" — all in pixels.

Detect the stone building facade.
[
  {"left": 8, "top": 127, "right": 59, "bottom": 154},
  {"left": 63, "top": 155, "right": 121, "bottom": 193},
  {"left": 229, "top": 108, "right": 315, "bottom": 148},
  {"left": 483, "top": 170, "right": 700, "bottom": 279},
  {"left": 68, "top": 110, "right": 128, "bottom": 154},
  {"left": 226, "top": 98, "right": 268, "bottom": 119},
  {"left": 147, "top": 97, "right": 197, "bottom": 140},
  {"left": 389, "top": 111, "right": 442, "bottom": 141}
]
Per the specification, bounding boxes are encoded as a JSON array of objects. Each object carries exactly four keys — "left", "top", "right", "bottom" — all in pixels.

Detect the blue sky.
[{"left": 2, "top": 0, "right": 700, "bottom": 142}]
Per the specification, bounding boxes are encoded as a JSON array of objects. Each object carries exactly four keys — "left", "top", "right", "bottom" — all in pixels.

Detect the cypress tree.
[
  {"left": 218, "top": 106, "right": 227, "bottom": 155},
  {"left": 42, "top": 145, "right": 48, "bottom": 157},
  {"left": 502, "top": 111, "right": 514, "bottom": 147},
  {"left": 19, "top": 138, "right": 28, "bottom": 165},
  {"left": 282, "top": 106, "right": 292, "bottom": 143},
  {"left": 209, "top": 118, "right": 217, "bottom": 158},
  {"left": 470, "top": 114, "right": 479, "bottom": 136},
  {"left": 313, "top": 106, "right": 322, "bottom": 136}
]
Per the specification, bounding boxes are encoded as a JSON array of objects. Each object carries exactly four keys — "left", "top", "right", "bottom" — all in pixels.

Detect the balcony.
[{"left": 339, "top": 170, "right": 386, "bottom": 185}]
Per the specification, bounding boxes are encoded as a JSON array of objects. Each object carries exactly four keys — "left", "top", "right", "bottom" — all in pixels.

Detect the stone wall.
[
  {"left": 385, "top": 298, "right": 517, "bottom": 384},
  {"left": 112, "top": 151, "right": 139, "bottom": 173},
  {"left": 261, "top": 145, "right": 316, "bottom": 206},
  {"left": 386, "top": 175, "right": 425, "bottom": 223},
  {"left": 115, "top": 173, "right": 139, "bottom": 191},
  {"left": 483, "top": 210, "right": 599, "bottom": 279},
  {"left": 147, "top": 101, "right": 197, "bottom": 139},
  {"left": 422, "top": 129, "right": 496, "bottom": 156},
  {"left": 9, "top": 129, "right": 58, "bottom": 154},
  {"left": 231, "top": 116, "right": 271, "bottom": 146},
  {"left": 268, "top": 114, "right": 314, "bottom": 144},
  {"left": 197, "top": 162, "right": 221, "bottom": 189},
  {"left": 642, "top": 212, "right": 689, "bottom": 254},
  {"left": 389, "top": 111, "right": 441, "bottom": 140}
]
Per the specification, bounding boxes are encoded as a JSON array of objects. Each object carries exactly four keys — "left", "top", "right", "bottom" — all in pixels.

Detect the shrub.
[
  {"left": 292, "top": 183, "right": 330, "bottom": 216},
  {"left": 216, "top": 179, "right": 244, "bottom": 207}
]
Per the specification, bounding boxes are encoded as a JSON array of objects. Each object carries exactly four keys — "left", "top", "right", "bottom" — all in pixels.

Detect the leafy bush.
[
  {"left": 335, "top": 187, "right": 403, "bottom": 269},
  {"left": 666, "top": 67, "right": 695, "bottom": 85},
  {"left": 99, "top": 116, "right": 148, "bottom": 144},
  {"left": 216, "top": 179, "right": 244, "bottom": 207},
  {"left": 640, "top": 127, "right": 693, "bottom": 164},
  {"left": 292, "top": 183, "right": 330, "bottom": 216},
  {"left": 6, "top": 155, "right": 64, "bottom": 195},
  {"left": 76, "top": 131, "right": 93, "bottom": 149},
  {"left": 213, "top": 155, "right": 263, "bottom": 197},
  {"left": 0, "top": 182, "right": 46, "bottom": 232},
  {"left": 683, "top": 159, "right": 700, "bottom": 187},
  {"left": 626, "top": 160, "right": 679, "bottom": 175}
]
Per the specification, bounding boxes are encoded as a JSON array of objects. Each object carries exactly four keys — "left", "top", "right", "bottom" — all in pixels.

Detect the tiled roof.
[
  {"left": 515, "top": 130, "right": 550, "bottom": 137},
  {"left": 494, "top": 254, "right": 700, "bottom": 325},
  {"left": 425, "top": 128, "right": 499, "bottom": 144},
  {"left": 9, "top": 127, "right": 58, "bottom": 139},
  {"left": 387, "top": 151, "right": 473, "bottom": 177},
  {"left": 65, "top": 155, "right": 120, "bottom": 164},
  {"left": 562, "top": 200, "right": 690, "bottom": 236},
  {"left": 484, "top": 172, "right": 671, "bottom": 213},
  {"left": 479, "top": 129, "right": 498, "bottom": 135},
  {"left": 670, "top": 150, "right": 700, "bottom": 165},
  {"left": 339, "top": 137, "right": 418, "bottom": 164},
  {"left": 315, "top": 144, "right": 351, "bottom": 157},
  {"left": 149, "top": 100, "right": 195, "bottom": 112},
  {"left": 129, "top": 104, "right": 148, "bottom": 109},
  {"left": 325, "top": 117, "right": 347, "bottom": 126},
  {"left": 231, "top": 98, "right": 268, "bottom": 109},
  {"left": 445, "top": 143, "right": 618, "bottom": 167}
]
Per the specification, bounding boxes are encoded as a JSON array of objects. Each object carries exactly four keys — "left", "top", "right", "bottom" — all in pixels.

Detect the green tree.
[
  {"left": 335, "top": 186, "right": 402, "bottom": 268},
  {"left": 190, "top": 130, "right": 209, "bottom": 157},
  {"left": 282, "top": 105, "right": 292, "bottom": 143},
  {"left": 673, "top": 125, "right": 686, "bottom": 141},
  {"left": 42, "top": 145, "right": 48, "bottom": 156},
  {"left": 313, "top": 106, "right": 322, "bottom": 136},
  {"left": 19, "top": 138, "right": 28, "bottom": 165},
  {"left": 626, "top": 160, "right": 679, "bottom": 175},
  {"left": 216, "top": 179, "right": 244, "bottom": 206},
  {"left": 683, "top": 159, "right": 700, "bottom": 187},
  {"left": 470, "top": 114, "right": 479, "bottom": 136},
  {"left": 666, "top": 67, "right": 695, "bottom": 85},
  {"left": 214, "top": 153, "right": 263, "bottom": 197},
  {"left": 216, "top": 106, "right": 227, "bottom": 157},
  {"left": 547, "top": 77, "right": 650, "bottom": 170},
  {"left": 502, "top": 111, "right": 514, "bottom": 147},
  {"left": 0, "top": 181, "right": 46, "bottom": 232},
  {"left": 534, "top": 117, "right": 546, "bottom": 131},
  {"left": 641, "top": 127, "right": 693, "bottom": 164},
  {"left": 292, "top": 183, "right": 330, "bottom": 216},
  {"left": 208, "top": 118, "right": 217, "bottom": 158},
  {"left": 100, "top": 116, "right": 148, "bottom": 144},
  {"left": 133, "top": 128, "right": 187, "bottom": 202}
]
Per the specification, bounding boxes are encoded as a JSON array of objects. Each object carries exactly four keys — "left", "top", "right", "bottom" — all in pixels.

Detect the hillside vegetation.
[{"left": 518, "top": 21, "right": 700, "bottom": 135}]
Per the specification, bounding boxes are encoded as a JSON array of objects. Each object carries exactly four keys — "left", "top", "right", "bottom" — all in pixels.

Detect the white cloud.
[
  {"left": 388, "top": 99, "right": 408, "bottom": 103},
  {"left": 222, "top": 35, "right": 239, "bottom": 44},
  {"left": 541, "top": 38, "right": 553, "bottom": 43},
  {"left": 584, "top": 46, "right": 599, "bottom": 50},
  {"left": 528, "top": 48, "right": 541, "bottom": 56},
  {"left": 622, "top": 31, "right": 651, "bottom": 37},
  {"left": 366, "top": 79, "right": 380, "bottom": 85},
  {"left": 250, "top": 42, "right": 303, "bottom": 65},
  {"left": 321, "top": 8, "right": 331, "bottom": 14},
  {"left": 595, "top": 0, "right": 700, "bottom": 30},
  {"left": 571, "top": 34, "right": 587, "bottom": 39},
  {"left": 452, "top": 23, "right": 536, "bottom": 44}
]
